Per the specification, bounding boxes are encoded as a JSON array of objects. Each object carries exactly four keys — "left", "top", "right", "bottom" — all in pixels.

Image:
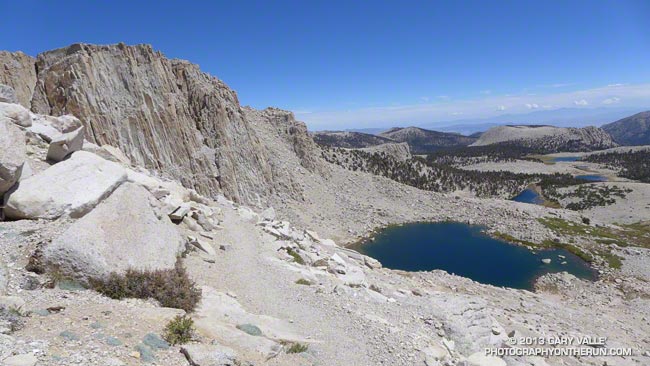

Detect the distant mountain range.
[
  {"left": 314, "top": 110, "right": 650, "bottom": 153},
  {"left": 601, "top": 111, "right": 650, "bottom": 146},
  {"left": 312, "top": 127, "right": 476, "bottom": 153},
  {"left": 311, "top": 131, "right": 395, "bottom": 148}
]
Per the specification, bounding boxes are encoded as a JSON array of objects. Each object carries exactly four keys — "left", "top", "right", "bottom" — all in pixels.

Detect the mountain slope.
[
  {"left": 471, "top": 125, "right": 617, "bottom": 152},
  {"left": 311, "top": 130, "right": 395, "bottom": 148},
  {"left": 378, "top": 126, "right": 476, "bottom": 153},
  {"left": 601, "top": 111, "right": 650, "bottom": 146}
]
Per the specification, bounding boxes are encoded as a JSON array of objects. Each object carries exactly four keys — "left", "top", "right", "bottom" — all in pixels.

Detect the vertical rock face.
[
  {"left": 0, "top": 43, "right": 325, "bottom": 206},
  {"left": 0, "top": 51, "right": 36, "bottom": 108},
  {"left": 24, "top": 43, "right": 314, "bottom": 205}
]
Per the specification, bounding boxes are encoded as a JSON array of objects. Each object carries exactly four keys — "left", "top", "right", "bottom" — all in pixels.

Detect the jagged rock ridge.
[{"left": 1, "top": 43, "right": 322, "bottom": 207}]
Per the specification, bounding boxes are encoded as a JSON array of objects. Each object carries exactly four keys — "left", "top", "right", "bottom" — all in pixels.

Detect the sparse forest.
[
  {"left": 321, "top": 147, "right": 581, "bottom": 198},
  {"left": 584, "top": 150, "right": 650, "bottom": 183}
]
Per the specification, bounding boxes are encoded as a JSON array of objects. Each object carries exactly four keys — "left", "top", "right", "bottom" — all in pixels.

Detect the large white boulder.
[
  {"left": 46, "top": 126, "right": 85, "bottom": 162},
  {"left": 4, "top": 151, "right": 127, "bottom": 219},
  {"left": 0, "top": 119, "right": 26, "bottom": 194},
  {"left": 0, "top": 102, "right": 31, "bottom": 127},
  {"left": 44, "top": 182, "right": 185, "bottom": 282},
  {"left": 27, "top": 121, "right": 62, "bottom": 142}
]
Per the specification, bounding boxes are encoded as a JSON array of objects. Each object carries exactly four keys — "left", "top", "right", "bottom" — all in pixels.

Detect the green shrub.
[
  {"left": 90, "top": 261, "right": 201, "bottom": 312},
  {"left": 286, "top": 342, "right": 309, "bottom": 354},
  {"left": 295, "top": 278, "right": 311, "bottom": 286},
  {"left": 163, "top": 315, "right": 195, "bottom": 345},
  {"left": 286, "top": 248, "right": 305, "bottom": 265}
]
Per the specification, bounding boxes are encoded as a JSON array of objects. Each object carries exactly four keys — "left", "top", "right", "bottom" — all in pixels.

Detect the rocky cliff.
[
  {"left": 0, "top": 51, "right": 36, "bottom": 108},
  {"left": 471, "top": 125, "right": 617, "bottom": 152},
  {"left": 0, "top": 43, "right": 320, "bottom": 206},
  {"left": 601, "top": 111, "right": 650, "bottom": 146}
]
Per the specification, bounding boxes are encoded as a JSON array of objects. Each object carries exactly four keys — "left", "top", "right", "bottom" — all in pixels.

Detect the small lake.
[
  {"left": 552, "top": 156, "right": 581, "bottom": 162},
  {"left": 576, "top": 174, "right": 608, "bottom": 182},
  {"left": 351, "top": 222, "right": 596, "bottom": 290},
  {"left": 511, "top": 188, "right": 543, "bottom": 204}
]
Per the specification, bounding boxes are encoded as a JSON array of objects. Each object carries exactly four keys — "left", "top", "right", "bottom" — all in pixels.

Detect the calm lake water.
[
  {"left": 351, "top": 222, "right": 596, "bottom": 290},
  {"left": 576, "top": 174, "right": 608, "bottom": 182},
  {"left": 552, "top": 156, "right": 581, "bottom": 162},
  {"left": 511, "top": 188, "right": 543, "bottom": 204}
]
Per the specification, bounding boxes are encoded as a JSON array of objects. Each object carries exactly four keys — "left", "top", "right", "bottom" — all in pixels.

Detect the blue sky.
[{"left": 2, "top": 0, "right": 650, "bottom": 130}]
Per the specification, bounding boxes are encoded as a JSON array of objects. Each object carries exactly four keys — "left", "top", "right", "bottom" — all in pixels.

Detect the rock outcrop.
[
  {"left": 23, "top": 43, "right": 319, "bottom": 206},
  {"left": 0, "top": 118, "right": 26, "bottom": 195},
  {"left": 0, "top": 51, "right": 36, "bottom": 108},
  {"left": 471, "top": 125, "right": 617, "bottom": 152},
  {"left": 4, "top": 151, "right": 127, "bottom": 219},
  {"left": 358, "top": 142, "right": 412, "bottom": 162},
  {"left": 44, "top": 182, "right": 185, "bottom": 282}
]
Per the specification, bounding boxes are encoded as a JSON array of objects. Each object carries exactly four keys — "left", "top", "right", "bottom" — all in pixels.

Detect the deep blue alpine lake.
[
  {"left": 552, "top": 156, "right": 581, "bottom": 162},
  {"left": 511, "top": 188, "right": 543, "bottom": 204},
  {"left": 351, "top": 222, "right": 596, "bottom": 290},
  {"left": 576, "top": 175, "right": 608, "bottom": 182}
]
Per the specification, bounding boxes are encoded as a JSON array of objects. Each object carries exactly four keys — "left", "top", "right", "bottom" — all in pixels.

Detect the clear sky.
[{"left": 2, "top": 0, "right": 650, "bottom": 130}]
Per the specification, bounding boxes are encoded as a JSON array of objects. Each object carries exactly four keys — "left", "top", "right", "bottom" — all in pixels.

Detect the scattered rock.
[
  {"left": 46, "top": 126, "right": 85, "bottom": 162},
  {"left": 181, "top": 344, "right": 237, "bottom": 366},
  {"left": 2, "top": 353, "right": 38, "bottom": 366},
  {"left": 541, "top": 258, "right": 551, "bottom": 264},
  {"left": 170, "top": 204, "right": 191, "bottom": 222},
  {"left": 59, "top": 330, "right": 80, "bottom": 341},
  {"left": 135, "top": 343, "right": 156, "bottom": 363},
  {"left": 142, "top": 333, "right": 170, "bottom": 350},
  {"left": 236, "top": 323, "right": 263, "bottom": 337}
]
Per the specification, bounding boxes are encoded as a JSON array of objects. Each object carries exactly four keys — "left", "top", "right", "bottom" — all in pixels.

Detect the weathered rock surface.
[
  {"left": 0, "top": 119, "right": 26, "bottom": 194},
  {"left": 0, "top": 51, "right": 36, "bottom": 108},
  {"left": 0, "top": 102, "right": 31, "bottom": 127},
  {"left": 44, "top": 182, "right": 185, "bottom": 281},
  {"left": 4, "top": 151, "right": 127, "bottom": 219},
  {"left": 0, "top": 85, "right": 17, "bottom": 104}
]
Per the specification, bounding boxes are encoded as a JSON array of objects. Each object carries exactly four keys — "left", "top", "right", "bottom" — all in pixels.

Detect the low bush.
[
  {"left": 163, "top": 315, "right": 195, "bottom": 345},
  {"left": 286, "top": 342, "right": 309, "bottom": 354},
  {"left": 90, "top": 261, "right": 201, "bottom": 312}
]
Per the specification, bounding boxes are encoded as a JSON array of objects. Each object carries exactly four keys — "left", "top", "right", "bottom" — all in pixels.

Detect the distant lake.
[
  {"left": 576, "top": 174, "right": 608, "bottom": 182},
  {"left": 552, "top": 156, "right": 581, "bottom": 162},
  {"left": 351, "top": 222, "right": 596, "bottom": 290},
  {"left": 512, "top": 188, "right": 543, "bottom": 205}
]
